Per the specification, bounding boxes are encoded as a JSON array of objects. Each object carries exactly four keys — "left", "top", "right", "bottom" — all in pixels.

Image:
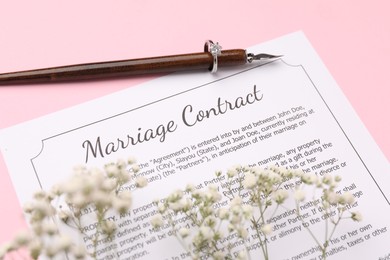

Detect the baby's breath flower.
[
  {"left": 58, "top": 209, "right": 72, "bottom": 223},
  {"left": 101, "top": 220, "right": 116, "bottom": 236},
  {"left": 242, "top": 204, "right": 253, "bottom": 218},
  {"left": 218, "top": 208, "right": 229, "bottom": 220},
  {"left": 43, "top": 222, "right": 58, "bottom": 236},
  {"left": 13, "top": 231, "right": 31, "bottom": 247},
  {"left": 322, "top": 174, "right": 333, "bottom": 186},
  {"left": 230, "top": 197, "right": 242, "bottom": 206},
  {"left": 0, "top": 243, "right": 11, "bottom": 258},
  {"left": 135, "top": 176, "right": 148, "bottom": 188},
  {"left": 101, "top": 178, "right": 117, "bottom": 192},
  {"left": 30, "top": 201, "right": 55, "bottom": 222},
  {"left": 294, "top": 188, "right": 306, "bottom": 202},
  {"left": 54, "top": 235, "right": 72, "bottom": 251},
  {"left": 237, "top": 227, "right": 248, "bottom": 239},
  {"left": 179, "top": 227, "right": 190, "bottom": 238},
  {"left": 339, "top": 192, "right": 355, "bottom": 205},
  {"left": 151, "top": 214, "right": 164, "bottom": 228},
  {"left": 44, "top": 243, "right": 58, "bottom": 258},
  {"left": 132, "top": 164, "right": 141, "bottom": 173},
  {"left": 158, "top": 202, "right": 166, "bottom": 213},
  {"left": 227, "top": 167, "right": 238, "bottom": 178},
  {"left": 215, "top": 170, "right": 222, "bottom": 177},
  {"left": 204, "top": 216, "right": 217, "bottom": 228},
  {"left": 272, "top": 189, "right": 289, "bottom": 204},
  {"left": 213, "top": 251, "right": 225, "bottom": 260},
  {"left": 168, "top": 190, "right": 184, "bottom": 202},
  {"left": 23, "top": 202, "right": 34, "bottom": 214},
  {"left": 72, "top": 244, "right": 87, "bottom": 260},
  {"left": 237, "top": 250, "right": 247, "bottom": 260},
  {"left": 243, "top": 173, "right": 257, "bottom": 189},
  {"left": 92, "top": 190, "right": 111, "bottom": 208},
  {"left": 269, "top": 171, "right": 283, "bottom": 183},
  {"left": 261, "top": 224, "right": 273, "bottom": 235},
  {"left": 185, "top": 183, "right": 195, "bottom": 192},
  {"left": 230, "top": 214, "right": 241, "bottom": 225},
  {"left": 199, "top": 226, "right": 213, "bottom": 241},
  {"left": 116, "top": 158, "right": 127, "bottom": 169},
  {"left": 325, "top": 191, "right": 339, "bottom": 205},
  {"left": 50, "top": 184, "right": 63, "bottom": 196},
  {"left": 28, "top": 239, "right": 42, "bottom": 260},
  {"left": 351, "top": 211, "right": 363, "bottom": 222},
  {"left": 127, "top": 156, "right": 137, "bottom": 165},
  {"left": 118, "top": 169, "right": 131, "bottom": 184},
  {"left": 104, "top": 164, "right": 119, "bottom": 177},
  {"left": 33, "top": 190, "right": 49, "bottom": 201},
  {"left": 119, "top": 190, "right": 132, "bottom": 202},
  {"left": 112, "top": 196, "right": 131, "bottom": 214},
  {"left": 301, "top": 173, "right": 318, "bottom": 185},
  {"left": 168, "top": 200, "right": 185, "bottom": 212},
  {"left": 205, "top": 187, "right": 221, "bottom": 202}
]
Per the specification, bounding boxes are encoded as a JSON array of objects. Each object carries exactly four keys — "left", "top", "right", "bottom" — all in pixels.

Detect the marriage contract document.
[{"left": 1, "top": 32, "right": 389, "bottom": 259}]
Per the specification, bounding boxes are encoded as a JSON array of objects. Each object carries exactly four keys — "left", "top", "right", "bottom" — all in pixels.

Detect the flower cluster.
[
  {"left": 0, "top": 158, "right": 363, "bottom": 260},
  {"left": 153, "top": 165, "right": 362, "bottom": 260},
  {"left": 0, "top": 157, "right": 146, "bottom": 260},
  {"left": 292, "top": 171, "right": 362, "bottom": 258},
  {"left": 151, "top": 184, "right": 253, "bottom": 259}
]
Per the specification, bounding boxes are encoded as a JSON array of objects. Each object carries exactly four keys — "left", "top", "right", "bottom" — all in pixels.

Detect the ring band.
[{"left": 204, "top": 40, "right": 222, "bottom": 73}]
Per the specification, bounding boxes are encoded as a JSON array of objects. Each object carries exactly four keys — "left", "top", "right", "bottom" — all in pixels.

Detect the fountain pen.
[{"left": 0, "top": 41, "right": 281, "bottom": 85}]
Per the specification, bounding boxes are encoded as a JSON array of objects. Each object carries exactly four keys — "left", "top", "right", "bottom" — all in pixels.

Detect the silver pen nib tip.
[{"left": 247, "top": 53, "right": 283, "bottom": 63}]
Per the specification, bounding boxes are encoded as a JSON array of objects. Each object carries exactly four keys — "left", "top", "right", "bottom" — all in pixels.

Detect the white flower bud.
[
  {"left": 0, "top": 243, "right": 11, "bottom": 258},
  {"left": 101, "top": 220, "right": 116, "bottom": 235},
  {"left": 112, "top": 197, "right": 131, "bottom": 214},
  {"left": 185, "top": 183, "right": 195, "bottom": 192},
  {"left": 218, "top": 208, "right": 229, "bottom": 219},
  {"left": 151, "top": 214, "right": 164, "bottom": 228},
  {"left": 294, "top": 189, "right": 306, "bottom": 202},
  {"left": 13, "top": 231, "right": 31, "bottom": 247},
  {"left": 135, "top": 177, "right": 148, "bottom": 188},
  {"left": 158, "top": 203, "right": 166, "bottom": 213},
  {"left": 43, "top": 222, "right": 58, "bottom": 236},
  {"left": 105, "top": 164, "right": 119, "bottom": 177},
  {"left": 237, "top": 227, "right": 248, "bottom": 239},
  {"left": 272, "top": 189, "right": 289, "bottom": 204},
  {"left": 340, "top": 192, "right": 355, "bottom": 205},
  {"left": 326, "top": 191, "right": 339, "bottom": 205},
  {"left": 132, "top": 164, "right": 141, "bottom": 174},
  {"left": 58, "top": 209, "right": 72, "bottom": 223},
  {"left": 243, "top": 173, "right": 257, "bottom": 189},
  {"left": 351, "top": 211, "right": 363, "bottom": 222},
  {"left": 227, "top": 168, "right": 238, "bottom": 178},
  {"left": 213, "top": 251, "right": 225, "bottom": 260},
  {"left": 55, "top": 234, "right": 72, "bottom": 251},
  {"left": 199, "top": 226, "right": 213, "bottom": 241},
  {"left": 72, "top": 244, "right": 87, "bottom": 260},
  {"left": 237, "top": 250, "right": 247, "bottom": 260},
  {"left": 127, "top": 156, "right": 137, "bottom": 165},
  {"left": 261, "top": 224, "right": 272, "bottom": 235},
  {"left": 179, "top": 227, "right": 190, "bottom": 238},
  {"left": 242, "top": 204, "right": 253, "bottom": 218}
]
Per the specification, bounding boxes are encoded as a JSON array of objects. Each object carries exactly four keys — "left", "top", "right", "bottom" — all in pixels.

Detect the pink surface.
[{"left": 0, "top": 0, "right": 389, "bottom": 244}]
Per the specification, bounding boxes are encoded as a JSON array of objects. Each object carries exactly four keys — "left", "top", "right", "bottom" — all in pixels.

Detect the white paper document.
[{"left": 1, "top": 32, "right": 389, "bottom": 259}]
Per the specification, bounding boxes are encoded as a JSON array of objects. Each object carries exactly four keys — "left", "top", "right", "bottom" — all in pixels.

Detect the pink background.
[{"left": 0, "top": 0, "right": 389, "bottom": 245}]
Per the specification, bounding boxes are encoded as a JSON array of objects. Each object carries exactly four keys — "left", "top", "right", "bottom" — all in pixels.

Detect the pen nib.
[{"left": 247, "top": 53, "right": 282, "bottom": 63}]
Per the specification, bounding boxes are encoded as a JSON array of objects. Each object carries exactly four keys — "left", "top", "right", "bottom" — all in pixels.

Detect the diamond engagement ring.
[{"left": 204, "top": 40, "right": 222, "bottom": 73}]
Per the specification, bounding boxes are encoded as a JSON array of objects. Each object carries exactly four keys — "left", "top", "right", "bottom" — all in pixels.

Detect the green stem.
[{"left": 294, "top": 201, "right": 323, "bottom": 253}]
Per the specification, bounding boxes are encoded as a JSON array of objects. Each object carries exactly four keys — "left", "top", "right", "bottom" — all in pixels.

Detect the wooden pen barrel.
[{"left": 0, "top": 49, "right": 247, "bottom": 85}]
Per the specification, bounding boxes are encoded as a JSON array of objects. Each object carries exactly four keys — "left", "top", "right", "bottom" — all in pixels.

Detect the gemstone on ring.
[
  {"left": 210, "top": 42, "right": 222, "bottom": 56},
  {"left": 204, "top": 40, "right": 222, "bottom": 73}
]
